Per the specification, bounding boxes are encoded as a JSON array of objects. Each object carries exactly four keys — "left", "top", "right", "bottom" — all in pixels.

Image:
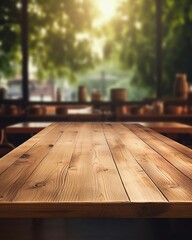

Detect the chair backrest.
[{"left": 0, "top": 128, "right": 15, "bottom": 157}]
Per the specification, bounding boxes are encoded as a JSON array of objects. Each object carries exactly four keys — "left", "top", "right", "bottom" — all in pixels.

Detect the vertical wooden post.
[
  {"left": 21, "top": 0, "right": 29, "bottom": 104},
  {"left": 156, "top": 0, "right": 162, "bottom": 98}
]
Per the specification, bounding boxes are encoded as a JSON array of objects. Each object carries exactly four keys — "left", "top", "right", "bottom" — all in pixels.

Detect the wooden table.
[
  {"left": 6, "top": 121, "right": 192, "bottom": 135},
  {"left": 0, "top": 123, "right": 191, "bottom": 218},
  {"left": 6, "top": 122, "right": 51, "bottom": 135},
  {"left": 138, "top": 122, "right": 192, "bottom": 134},
  {"left": 138, "top": 122, "right": 192, "bottom": 147}
]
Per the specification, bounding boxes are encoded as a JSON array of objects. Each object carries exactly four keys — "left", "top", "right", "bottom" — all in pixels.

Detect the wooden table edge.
[
  {"left": 0, "top": 202, "right": 191, "bottom": 218},
  {"left": 5, "top": 123, "right": 52, "bottom": 134}
]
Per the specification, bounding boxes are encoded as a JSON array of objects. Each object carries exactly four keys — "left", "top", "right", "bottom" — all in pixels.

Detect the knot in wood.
[
  {"left": 69, "top": 166, "right": 76, "bottom": 171},
  {"left": 96, "top": 166, "right": 108, "bottom": 173},
  {"left": 33, "top": 182, "right": 45, "bottom": 188},
  {"left": 20, "top": 154, "right": 30, "bottom": 159}
]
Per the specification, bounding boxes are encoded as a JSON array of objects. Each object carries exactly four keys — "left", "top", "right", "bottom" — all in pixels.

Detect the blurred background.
[{"left": 1, "top": 0, "right": 192, "bottom": 102}]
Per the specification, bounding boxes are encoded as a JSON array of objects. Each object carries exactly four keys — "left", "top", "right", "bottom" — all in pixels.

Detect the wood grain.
[
  {"left": 13, "top": 123, "right": 80, "bottom": 202},
  {"left": 102, "top": 124, "right": 166, "bottom": 202},
  {"left": 0, "top": 124, "right": 65, "bottom": 201},
  {"left": 56, "top": 123, "right": 128, "bottom": 202},
  {"left": 0, "top": 124, "right": 56, "bottom": 175},
  {"left": 137, "top": 124, "right": 192, "bottom": 158},
  {"left": 111, "top": 124, "right": 192, "bottom": 202},
  {"left": 0, "top": 123, "right": 191, "bottom": 218},
  {"left": 125, "top": 124, "right": 192, "bottom": 179}
]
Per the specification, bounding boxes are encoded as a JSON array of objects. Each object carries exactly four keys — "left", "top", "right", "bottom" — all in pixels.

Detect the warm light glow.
[
  {"left": 94, "top": 0, "right": 122, "bottom": 26},
  {"left": 91, "top": 1, "right": 124, "bottom": 59},
  {"left": 97, "top": 0, "right": 117, "bottom": 21},
  {"left": 91, "top": 0, "right": 123, "bottom": 59}
]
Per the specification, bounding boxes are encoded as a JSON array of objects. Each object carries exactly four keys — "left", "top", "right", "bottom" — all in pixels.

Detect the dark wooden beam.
[
  {"left": 156, "top": 0, "right": 162, "bottom": 98},
  {"left": 21, "top": 0, "right": 29, "bottom": 104}
]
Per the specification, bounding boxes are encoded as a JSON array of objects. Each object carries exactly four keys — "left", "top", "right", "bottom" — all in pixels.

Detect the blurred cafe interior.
[{"left": 1, "top": 0, "right": 192, "bottom": 155}]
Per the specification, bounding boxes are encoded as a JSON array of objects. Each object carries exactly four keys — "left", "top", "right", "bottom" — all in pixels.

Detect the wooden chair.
[{"left": 0, "top": 128, "right": 15, "bottom": 157}]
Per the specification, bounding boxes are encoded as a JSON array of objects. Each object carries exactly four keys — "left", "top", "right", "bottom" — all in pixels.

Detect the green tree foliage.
[
  {"left": 0, "top": 0, "right": 99, "bottom": 80},
  {"left": 112, "top": 0, "right": 192, "bottom": 96},
  {"left": 112, "top": 0, "right": 156, "bottom": 94},
  {"left": 0, "top": 0, "right": 21, "bottom": 78},
  {"left": 163, "top": 0, "right": 192, "bottom": 93}
]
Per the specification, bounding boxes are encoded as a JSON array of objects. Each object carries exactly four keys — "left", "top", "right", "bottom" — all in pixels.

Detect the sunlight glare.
[
  {"left": 92, "top": 0, "right": 124, "bottom": 59},
  {"left": 94, "top": 0, "right": 121, "bottom": 25}
]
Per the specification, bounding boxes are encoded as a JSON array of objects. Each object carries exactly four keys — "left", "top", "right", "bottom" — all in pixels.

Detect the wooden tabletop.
[
  {"left": 6, "top": 121, "right": 192, "bottom": 135},
  {"left": 6, "top": 122, "right": 52, "bottom": 134},
  {"left": 139, "top": 122, "right": 192, "bottom": 133},
  {"left": 0, "top": 123, "right": 191, "bottom": 218}
]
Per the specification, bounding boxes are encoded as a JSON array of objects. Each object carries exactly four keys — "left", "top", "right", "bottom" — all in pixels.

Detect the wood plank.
[
  {"left": 0, "top": 124, "right": 57, "bottom": 175},
  {"left": 102, "top": 124, "right": 166, "bottom": 202},
  {"left": 0, "top": 124, "right": 68, "bottom": 201},
  {"left": 10, "top": 123, "right": 128, "bottom": 203},
  {"left": 136, "top": 124, "right": 192, "bottom": 158},
  {"left": 124, "top": 124, "right": 192, "bottom": 179},
  {"left": 56, "top": 123, "right": 129, "bottom": 202},
  {"left": 13, "top": 123, "right": 81, "bottom": 202},
  {"left": 110, "top": 123, "right": 192, "bottom": 202}
]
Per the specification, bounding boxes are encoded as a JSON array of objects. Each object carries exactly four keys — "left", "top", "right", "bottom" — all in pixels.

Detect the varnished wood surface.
[
  {"left": 138, "top": 122, "right": 192, "bottom": 133},
  {"left": 6, "top": 122, "right": 52, "bottom": 134},
  {"left": 6, "top": 121, "right": 192, "bottom": 135},
  {"left": 0, "top": 123, "right": 191, "bottom": 218}
]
